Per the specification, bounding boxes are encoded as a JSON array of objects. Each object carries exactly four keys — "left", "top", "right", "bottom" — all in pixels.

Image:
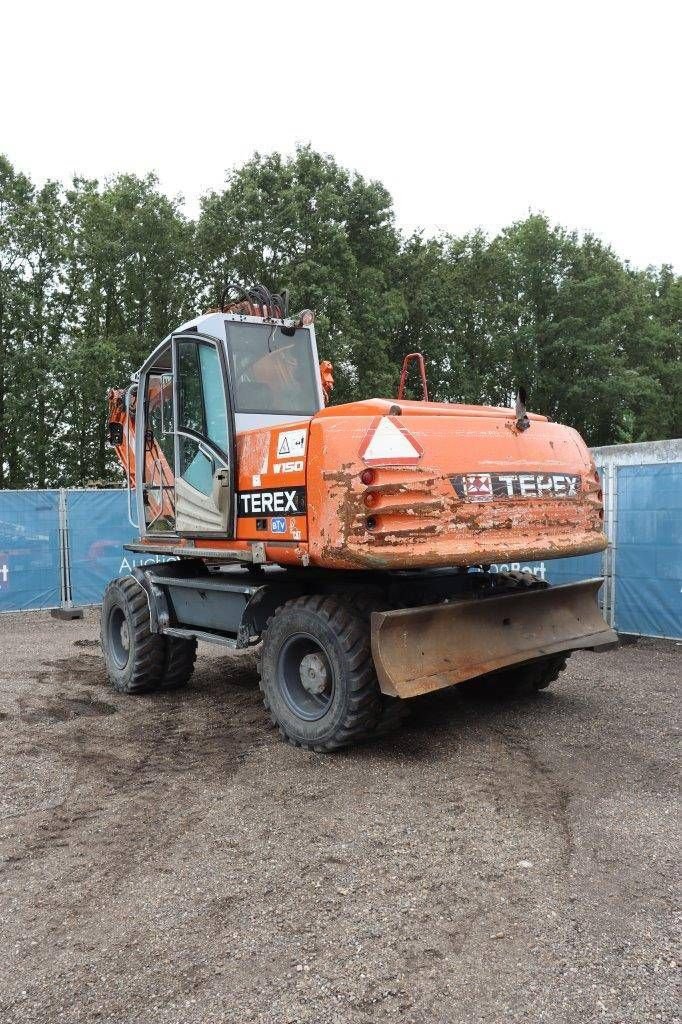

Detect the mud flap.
[{"left": 370, "top": 578, "right": 617, "bottom": 699}]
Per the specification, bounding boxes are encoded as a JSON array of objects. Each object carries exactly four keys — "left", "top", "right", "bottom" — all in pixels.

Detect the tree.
[
  {"left": 0, "top": 156, "right": 33, "bottom": 485},
  {"left": 0, "top": 149, "right": 679, "bottom": 489},
  {"left": 197, "top": 145, "right": 406, "bottom": 402},
  {"left": 57, "top": 173, "right": 197, "bottom": 484}
]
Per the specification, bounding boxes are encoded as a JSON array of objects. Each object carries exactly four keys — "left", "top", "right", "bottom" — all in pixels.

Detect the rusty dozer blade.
[{"left": 371, "top": 578, "right": 617, "bottom": 699}]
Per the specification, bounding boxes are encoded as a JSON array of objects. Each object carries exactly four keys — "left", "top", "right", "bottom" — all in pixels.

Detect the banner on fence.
[
  {"left": 66, "top": 489, "right": 171, "bottom": 606},
  {"left": 615, "top": 463, "right": 682, "bottom": 639},
  {"left": 489, "top": 552, "right": 603, "bottom": 587},
  {"left": 0, "top": 490, "right": 62, "bottom": 612}
]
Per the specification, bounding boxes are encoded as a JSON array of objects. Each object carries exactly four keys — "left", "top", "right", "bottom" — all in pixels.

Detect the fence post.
[
  {"left": 50, "top": 488, "right": 83, "bottom": 620},
  {"left": 602, "top": 461, "right": 618, "bottom": 630},
  {"left": 609, "top": 462, "right": 619, "bottom": 630}
]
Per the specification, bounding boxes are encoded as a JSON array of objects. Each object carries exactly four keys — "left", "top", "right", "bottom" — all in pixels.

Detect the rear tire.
[
  {"left": 525, "top": 653, "right": 569, "bottom": 692},
  {"left": 259, "top": 595, "right": 382, "bottom": 752},
  {"left": 478, "top": 572, "right": 568, "bottom": 696},
  {"left": 477, "top": 653, "right": 569, "bottom": 698},
  {"left": 100, "top": 577, "right": 166, "bottom": 694},
  {"left": 162, "top": 637, "right": 197, "bottom": 690}
]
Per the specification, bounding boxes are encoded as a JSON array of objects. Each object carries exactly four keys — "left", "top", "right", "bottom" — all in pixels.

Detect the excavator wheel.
[
  {"left": 500, "top": 653, "right": 568, "bottom": 694},
  {"left": 472, "top": 653, "right": 569, "bottom": 700},
  {"left": 339, "top": 590, "right": 410, "bottom": 737},
  {"left": 100, "top": 577, "right": 166, "bottom": 694},
  {"left": 161, "top": 637, "right": 198, "bottom": 690},
  {"left": 482, "top": 572, "right": 569, "bottom": 696},
  {"left": 258, "top": 595, "right": 383, "bottom": 752}
]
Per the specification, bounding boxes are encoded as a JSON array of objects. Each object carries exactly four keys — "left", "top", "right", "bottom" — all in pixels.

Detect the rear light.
[
  {"left": 598, "top": 489, "right": 603, "bottom": 500},
  {"left": 366, "top": 515, "right": 377, "bottom": 530},
  {"left": 360, "top": 468, "right": 375, "bottom": 486},
  {"left": 364, "top": 492, "right": 378, "bottom": 508}
]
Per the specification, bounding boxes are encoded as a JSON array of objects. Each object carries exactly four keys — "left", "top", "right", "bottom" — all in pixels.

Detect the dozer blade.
[{"left": 371, "top": 578, "right": 617, "bottom": 699}]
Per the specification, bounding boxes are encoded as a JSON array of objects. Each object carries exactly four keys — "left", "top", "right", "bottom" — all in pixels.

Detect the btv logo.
[{"left": 0, "top": 562, "right": 8, "bottom": 589}]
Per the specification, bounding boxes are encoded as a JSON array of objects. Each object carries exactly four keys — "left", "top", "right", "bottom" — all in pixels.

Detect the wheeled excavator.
[{"left": 102, "top": 283, "right": 615, "bottom": 750}]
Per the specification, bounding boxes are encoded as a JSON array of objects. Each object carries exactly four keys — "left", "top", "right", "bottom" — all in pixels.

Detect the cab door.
[{"left": 172, "top": 332, "right": 234, "bottom": 535}]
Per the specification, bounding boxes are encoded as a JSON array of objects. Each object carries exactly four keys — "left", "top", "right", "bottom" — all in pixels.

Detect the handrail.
[{"left": 397, "top": 353, "right": 429, "bottom": 402}]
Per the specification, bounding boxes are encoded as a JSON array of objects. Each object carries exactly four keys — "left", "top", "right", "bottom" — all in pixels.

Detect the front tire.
[
  {"left": 100, "top": 578, "right": 198, "bottom": 694},
  {"left": 100, "top": 577, "right": 166, "bottom": 694},
  {"left": 259, "top": 595, "right": 382, "bottom": 751},
  {"left": 162, "top": 637, "right": 198, "bottom": 690}
]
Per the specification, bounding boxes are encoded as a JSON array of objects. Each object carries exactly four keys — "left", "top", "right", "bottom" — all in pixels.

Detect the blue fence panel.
[
  {"left": 615, "top": 464, "right": 682, "bottom": 638},
  {"left": 544, "top": 551, "right": 603, "bottom": 585},
  {"left": 67, "top": 489, "right": 174, "bottom": 605},
  {"left": 490, "top": 551, "right": 603, "bottom": 586},
  {"left": 0, "top": 490, "right": 61, "bottom": 611},
  {"left": 67, "top": 489, "right": 170, "bottom": 605}
]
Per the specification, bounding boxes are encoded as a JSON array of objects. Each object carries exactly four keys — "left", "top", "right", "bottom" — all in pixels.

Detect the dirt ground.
[{"left": 0, "top": 610, "right": 679, "bottom": 1024}]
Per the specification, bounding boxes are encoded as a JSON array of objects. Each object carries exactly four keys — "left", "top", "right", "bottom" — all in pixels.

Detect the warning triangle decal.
[{"left": 359, "top": 416, "right": 424, "bottom": 465}]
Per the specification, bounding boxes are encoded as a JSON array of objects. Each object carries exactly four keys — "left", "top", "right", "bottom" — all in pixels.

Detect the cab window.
[
  {"left": 177, "top": 340, "right": 229, "bottom": 453},
  {"left": 225, "top": 321, "right": 319, "bottom": 416}
]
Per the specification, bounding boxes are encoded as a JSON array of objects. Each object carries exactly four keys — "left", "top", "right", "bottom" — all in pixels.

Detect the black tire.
[
  {"left": 100, "top": 577, "right": 166, "bottom": 694},
  {"left": 339, "top": 590, "right": 410, "bottom": 736},
  {"left": 259, "top": 595, "right": 382, "bottom": 752},
  {"left": 478, "top": 653, "right": 569, "bottom": 698},
  {"left": 161, "top": 637, "right": 197, "bottom": 690},
  {"left": 525, "top": 653, "right": 569, "bottom": 691}
]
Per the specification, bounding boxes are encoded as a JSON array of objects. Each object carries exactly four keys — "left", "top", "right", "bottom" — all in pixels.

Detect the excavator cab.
[
  {"left": 227, "top": 319, "right": 321, "bottom": 421},
  {"left": 122, "top": 308, "right": 324, "bottom": 540}
]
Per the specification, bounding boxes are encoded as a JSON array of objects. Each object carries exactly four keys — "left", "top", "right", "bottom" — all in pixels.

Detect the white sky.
[{"left": 2, "top": 0, "right": 680, "bottom": 270}]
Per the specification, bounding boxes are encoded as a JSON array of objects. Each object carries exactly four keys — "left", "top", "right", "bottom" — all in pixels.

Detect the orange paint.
[{"left": 112, "top": 391, "right": 606, "bottom": 572}]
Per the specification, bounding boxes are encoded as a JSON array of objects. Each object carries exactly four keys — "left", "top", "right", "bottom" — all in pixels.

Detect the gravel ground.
[{"left": 0, "top": 609, "right": 679, "bottom": 1024}]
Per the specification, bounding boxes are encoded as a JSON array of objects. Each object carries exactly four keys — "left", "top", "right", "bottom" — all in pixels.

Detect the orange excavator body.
[
  {"left": 106, "top": 294, "right": 613, "bottom": 704},
  {"left": 231, "top": 398, "right": 605, "bottom": 570},
  {"left": 111, "top": 391, "right": 605, "bottom": 572}
]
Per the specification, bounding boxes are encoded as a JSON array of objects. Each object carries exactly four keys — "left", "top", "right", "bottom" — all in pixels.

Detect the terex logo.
[
  {"left": 237, "top": 487, "right": 306, "bottom": 517},
  {"left": 451, "top": 473, "right": 581, "bottom": 501}
]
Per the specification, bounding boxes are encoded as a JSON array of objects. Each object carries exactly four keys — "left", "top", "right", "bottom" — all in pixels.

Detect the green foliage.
[
  {"left": 0, "top": 147, "right": 679, "bottom": 486},
  {"left": 197, "top": 147, "right": 404, "bottom": 402},
  {"left": 0, "top": 167, "right": 197, "bottom": 485}
]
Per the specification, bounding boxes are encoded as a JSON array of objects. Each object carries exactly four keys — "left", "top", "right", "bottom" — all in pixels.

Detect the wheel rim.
[
  {"left": 109, "top": 606, "right": 131, "bottom": 669},
  {"left": 277, "top": 633, "right": 335, "bottom": 721}
]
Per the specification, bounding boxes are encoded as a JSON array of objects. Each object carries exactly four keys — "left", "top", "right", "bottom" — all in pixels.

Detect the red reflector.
[{"left": 361, "top": 468, "right": 376, "bottom": 486}]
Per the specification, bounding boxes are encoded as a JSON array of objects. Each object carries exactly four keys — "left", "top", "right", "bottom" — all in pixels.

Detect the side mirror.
[{"left": 109, "top": 422, "right": 124, "bottom": 446}]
